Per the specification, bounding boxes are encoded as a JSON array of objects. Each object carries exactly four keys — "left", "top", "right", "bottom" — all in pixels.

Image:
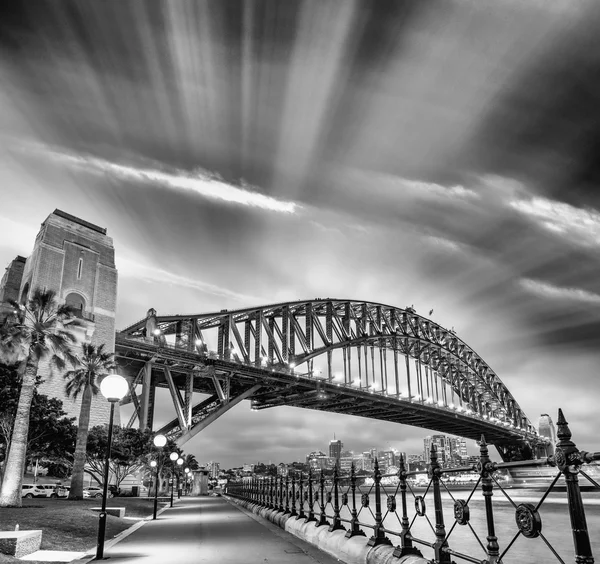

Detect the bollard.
[
  {"left": 346, "top": 462, "right": 365, "bottom": 538},
  {"left": 329, "top": 464, "right": 345, "bottom": 532},
  {"left": 393, "top": 455, "right": 421, "bottom": 557}
]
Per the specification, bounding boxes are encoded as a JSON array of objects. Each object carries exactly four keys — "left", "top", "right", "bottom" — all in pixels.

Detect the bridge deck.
[{"left": 115, "top": 334, "right": 534, "bottom": 445}]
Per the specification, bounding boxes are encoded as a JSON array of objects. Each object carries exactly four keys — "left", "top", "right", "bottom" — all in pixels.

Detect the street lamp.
[
  {"left": 169, "top": 452, "right": 178, "bottom": 507},
  {"left": 184, "top": 468, "right": 190, "bottom": 495},
  {"left": 95, "top": 373, "right": 127, "bottom": 560},
  {"left": 177, "top": 458, "right": 183, "bottom": 498},
  {"left": 151, "top": 434, "right": 167, "bottom": 519}
]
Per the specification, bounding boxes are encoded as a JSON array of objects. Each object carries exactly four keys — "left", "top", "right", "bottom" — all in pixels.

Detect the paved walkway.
[{"left": 83, "top": 496, "right": 340, "bottom": 564}]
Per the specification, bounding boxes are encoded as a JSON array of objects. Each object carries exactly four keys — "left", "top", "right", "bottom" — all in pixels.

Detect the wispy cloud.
[
  {"left": 520, "top": 278, "right": 600, "bottom": 305},
  {"left": 26, "top": 143, "right": 299, "bottom": 214},
  {"left": 402, "top": 179, "right": 480, "bottom": 201},
  {"left": 510, "top": 197, "right": 600, "bottom": 247},
  {"left": 118, "top": 257, "right": 263, "bottom": 304}
]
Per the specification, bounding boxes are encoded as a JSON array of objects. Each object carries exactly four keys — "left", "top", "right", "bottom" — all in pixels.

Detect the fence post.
[
  {"left": 430, "top": 444, "right": 451, "bottom": 563},
  {"left": 317, "top": 470, "right": 329, "bottom": 527},
  {"left": 270, "top": 476, "right": 275, "bottom": 509},
  {"left": 367, "top": 458, "right": 391, "bottom": 547},
  {"left": 554, "top": 409, "right": 594, "bottom": 563},
  {"left": 479, "top": 435, "right": 499, "bottom": 564},
  {"left": 307, "top": 468, "right": 316, "bottom": 522},
  {"left": 329, "top": 464, "right": 345, "bottom": 532},
  {"left": 298, "top": 472, "right": 306, "bottom": 519},
  {"left": 279, "top": 475, "right": 284, "bottom": 512},
  {"left": 284, "top": 474, "right": 290, "bottom": 514},
  {"left": 291, "top": 473, "right": 298, "bottom": 517},
  {"left": 393, "top": 455, "right": 422, "bottom": 558},
  {"left": 345, "top": 462, "right": 365, "bottom": 538}
]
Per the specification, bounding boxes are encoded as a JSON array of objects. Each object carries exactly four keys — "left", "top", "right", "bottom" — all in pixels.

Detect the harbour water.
[{"left": 323, "top": 488, "right": 600, "bottom": 563}]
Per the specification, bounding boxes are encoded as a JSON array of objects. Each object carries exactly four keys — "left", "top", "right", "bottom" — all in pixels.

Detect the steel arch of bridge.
[{"left": 116, "top": 299, "right": 541, "bottom": 458}]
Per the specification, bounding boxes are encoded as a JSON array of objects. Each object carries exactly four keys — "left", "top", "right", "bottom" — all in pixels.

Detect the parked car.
[
  {"left": 83, "top": 486, "right": 112, "bottom": 498},
  {"left": 21, "top": 484, "right": 50, "bottom": 498}
]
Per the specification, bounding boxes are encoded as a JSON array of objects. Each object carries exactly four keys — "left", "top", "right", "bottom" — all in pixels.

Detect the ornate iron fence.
[{"left": 227, "top": 409, "right": 599, "bottom": 563}]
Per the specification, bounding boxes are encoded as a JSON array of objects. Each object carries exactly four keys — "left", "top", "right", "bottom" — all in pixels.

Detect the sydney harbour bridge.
[{"left": 115, "top": 298, "right": 543, "bottom": 461}]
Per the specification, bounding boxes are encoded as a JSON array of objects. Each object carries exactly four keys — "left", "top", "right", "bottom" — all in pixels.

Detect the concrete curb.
[
  {"left": 225, "top": 497, "right": 428, "bottom": 564},
  {"left": 71, "top": 499, "right": 180, "bottom": 564}
]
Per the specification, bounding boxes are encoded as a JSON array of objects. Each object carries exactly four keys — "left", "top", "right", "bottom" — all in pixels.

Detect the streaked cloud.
[
  {"left": 27, "top": 144, "right": 299, "bottom": 214},
  {"left": 510, "top": 197, "right": 600, "bottom": 247},
  {"left": 520, "top": 278, "right": 600, "bottom": 305},
  {"left": 118, "top": 257, "right": 263, "bottom": 304}
]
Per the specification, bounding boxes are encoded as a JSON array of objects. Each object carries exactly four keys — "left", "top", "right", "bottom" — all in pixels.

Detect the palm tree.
[
  {"left": 63, "top": 343, "right": 115, "bottom": 500},
  {"left": 0, "top": 288, "right": 79, "bottom": 507}
]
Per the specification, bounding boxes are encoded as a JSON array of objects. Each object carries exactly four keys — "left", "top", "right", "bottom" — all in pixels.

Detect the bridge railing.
[{"left": 227, "top": 408, "right": 599, "bottom": 564}]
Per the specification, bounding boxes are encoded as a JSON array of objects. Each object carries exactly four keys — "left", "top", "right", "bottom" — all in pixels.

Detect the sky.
[{"left": 1, "top": 0, "right": 599, "bottom": 469}]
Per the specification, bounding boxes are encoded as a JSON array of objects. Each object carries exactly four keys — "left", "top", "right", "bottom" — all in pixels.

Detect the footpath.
[{"left": 75, "top": 496, "right": 341, "bottom": 564}]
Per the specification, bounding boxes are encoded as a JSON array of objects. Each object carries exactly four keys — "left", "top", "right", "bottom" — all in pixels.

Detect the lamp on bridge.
[
  {"left": 169, "top": 452, "right": 179, "bottom": 507},
  {"left": 177, "top": 458, "right": 183, "bottom": 498},
  {"left": 151, "top": 434, "right": 167, "bottom": 519},
  {"left": 95, "top": 373, "right": 127, "bottom": 561}
]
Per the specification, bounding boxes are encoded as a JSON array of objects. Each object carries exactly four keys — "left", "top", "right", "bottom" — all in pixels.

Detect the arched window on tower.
[{"left": 65, "top": 292, "right": 86, "bottom": 319}]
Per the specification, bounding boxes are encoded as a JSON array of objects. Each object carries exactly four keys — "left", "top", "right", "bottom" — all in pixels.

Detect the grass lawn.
[{"left": 0, "top": 496, "right": 170, "bottom": 564}]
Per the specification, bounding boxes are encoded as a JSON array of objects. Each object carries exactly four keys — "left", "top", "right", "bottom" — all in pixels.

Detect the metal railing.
[{"left": 227, "top": 409, "right": 599, "bottom": 563}]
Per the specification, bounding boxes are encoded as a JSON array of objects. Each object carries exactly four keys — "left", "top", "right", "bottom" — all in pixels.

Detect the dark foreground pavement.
[{"left": 87, "top": 496, "right": 341, "bottom": 564}]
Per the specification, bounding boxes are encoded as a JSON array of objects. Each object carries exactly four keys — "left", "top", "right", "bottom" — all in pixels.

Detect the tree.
[
  {"left": 0, "top": 363, "right": 77, "bottom": 485},
  {"left": 0, "top": 289, "right": 79, "bottom": 507},
  {"left": 85, "top": 426, "right": 155, "bottom": 490},
  {"left": 63, "top": 343, "right": 115, "bottom": 499}
]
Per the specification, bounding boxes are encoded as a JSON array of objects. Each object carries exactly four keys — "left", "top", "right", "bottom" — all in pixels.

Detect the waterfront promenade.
[{"left": 75, "top": 496, "right": 341, "bottom": 564}]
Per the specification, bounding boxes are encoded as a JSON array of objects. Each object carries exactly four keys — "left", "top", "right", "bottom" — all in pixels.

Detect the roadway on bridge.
[{"left": 85, "top": 495, "right": 340, "bottom": 564}]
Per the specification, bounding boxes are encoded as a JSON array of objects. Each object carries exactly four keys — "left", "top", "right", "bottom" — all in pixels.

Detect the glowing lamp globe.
[
  {"left": 177, "top": 458, "right": 183, "bottom": 466},
  {"left": 185, "top": 468, "right": 190, "bottom": 473},
  {"left": 150, "top": 461, "right": 157, "bottom": 468},
  {"left": 100, "top": 374, "right": 128, "bottom": 402},
  {"left": 170, "top": 452, "right": 179, "bottom": 462},
  {"left": 153, "top": 434, "right": 167, "bottom": 448}
]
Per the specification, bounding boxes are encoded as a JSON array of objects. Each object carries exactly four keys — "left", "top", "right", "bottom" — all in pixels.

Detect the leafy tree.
[
  {"left": 0, "top": 363, "right": 77, "bottom": 484},
  {"left": 85, "top": 426, "right": 155, "bottom": 489},
  {"left": 0, "top": 289, "right": 80, "bottom": 507},
  {"left": 63, "top": 343, "right": 115, "bottom": 499}
]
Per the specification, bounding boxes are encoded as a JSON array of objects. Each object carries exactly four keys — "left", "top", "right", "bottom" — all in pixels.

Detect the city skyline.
[{"left": 1, "top": 1, "right": 599, "bottom": 469}]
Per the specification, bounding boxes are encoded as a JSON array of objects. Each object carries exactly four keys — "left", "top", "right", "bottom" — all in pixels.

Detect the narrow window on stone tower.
[{"left": 77, "top": 257, "right": 83, "bottom": 279}]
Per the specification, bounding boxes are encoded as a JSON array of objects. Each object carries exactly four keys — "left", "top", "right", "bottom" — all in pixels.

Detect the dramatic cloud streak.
[
  {"left": 33, "top": 145, "right": 299, "bottom": 214},
  {"left": 520, "top": 278, "right": 600, "bottom": 305}
]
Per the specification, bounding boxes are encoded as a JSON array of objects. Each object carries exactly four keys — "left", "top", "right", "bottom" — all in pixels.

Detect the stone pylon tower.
[{"left": 0, "top": 209, "right": 119, "bottom": 426}]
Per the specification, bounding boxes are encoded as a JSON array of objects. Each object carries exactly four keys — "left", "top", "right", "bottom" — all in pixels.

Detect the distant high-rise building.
[
  {"left": 538, "top": 414, "right": 557, "bottom": 456},
  {"left": 208, "top": 461, "right": 220, "bottom": 479},
  {"left": 329, "top": 439, "right": 343, "bottom": 463}
]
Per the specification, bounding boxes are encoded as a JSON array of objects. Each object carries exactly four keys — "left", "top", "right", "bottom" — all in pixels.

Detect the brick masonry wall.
[{"left": 19, "top": 211, "right": 120, "bottom": 427}]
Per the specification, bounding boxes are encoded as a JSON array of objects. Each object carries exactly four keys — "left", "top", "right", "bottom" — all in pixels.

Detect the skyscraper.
[{"left": 329, "top": 438, "right": 343, "bottom": 463}]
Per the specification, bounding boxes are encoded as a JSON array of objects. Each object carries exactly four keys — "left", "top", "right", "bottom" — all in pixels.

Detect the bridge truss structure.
[{"left": 115, "top": 299, "right": 542, "bottom": 460}]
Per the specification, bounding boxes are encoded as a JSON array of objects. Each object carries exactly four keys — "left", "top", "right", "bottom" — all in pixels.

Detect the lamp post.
[
  {"left": 169, "top": 452, "right": 178, "bottom": 507},
  {"left": 184, "top": 468, "right": 190, "bottom": 495},
  {"left": 177, "top": 458, "right": 183, "bottom": 498},
  {"left": 152, "top": 434, "right": 167, "bottom": 520},
  {"left": 95, "top": 373, "right": 128, "bottom": 560}
]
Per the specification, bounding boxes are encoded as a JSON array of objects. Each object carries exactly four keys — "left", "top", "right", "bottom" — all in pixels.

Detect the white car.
[{"left": 21, "top": 484, "right": 49, "bottom": 498}]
